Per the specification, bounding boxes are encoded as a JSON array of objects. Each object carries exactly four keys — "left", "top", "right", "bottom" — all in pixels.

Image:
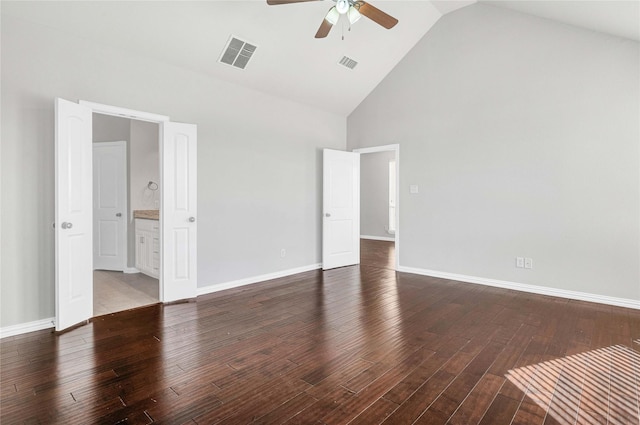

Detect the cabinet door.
[
  {"left": 151, "top": 236, "right": 160, "bottom": 278},
  {"left": 135, "top": 232, "right": 146, "bottom": 272},
  {"left": 145, "top": 231, "right": 156, "bottom": 278},
  {"left": 135, "top": 224, "right": 159, "bottom": 278},
  {"left": 135, "top": 232, "right": 141, "bottom": 270}
]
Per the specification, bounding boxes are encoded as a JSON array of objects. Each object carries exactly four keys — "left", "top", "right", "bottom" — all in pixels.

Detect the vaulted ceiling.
[{"left": 2, "top": 1, "right": 637, "bottom": 116}]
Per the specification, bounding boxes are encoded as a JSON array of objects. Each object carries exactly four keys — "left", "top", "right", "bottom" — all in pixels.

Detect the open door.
[
  {"left": 322, "top": 149, "right": 360, "bottom": 270},
  {"left": 161, "top": 122, "right": 197, "bottom": 302},
  {"left": 55, "top": 98, "right": 93, "bottom": 331}
]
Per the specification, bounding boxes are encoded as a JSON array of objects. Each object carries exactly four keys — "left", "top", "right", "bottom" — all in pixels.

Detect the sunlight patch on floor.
[{"left": 506, "top": 345, "right": 640, "bottom": 424}]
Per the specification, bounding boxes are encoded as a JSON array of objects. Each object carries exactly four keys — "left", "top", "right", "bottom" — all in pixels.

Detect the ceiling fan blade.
[
  {"left": 358, "top": 1, "right": 398, "bottom": 29},
  {"left": 315, "top": 18, "right": 333, "bottom": 38},
  {"left": 267, "top": 0, "right": 322, "bottom": 5}
]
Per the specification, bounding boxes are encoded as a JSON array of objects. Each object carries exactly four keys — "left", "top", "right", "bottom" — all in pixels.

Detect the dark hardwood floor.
[
  {"left": 1, "top": 240, "right": 639, "bottom": 424},
  {"left": 360, "top": 238, "right": 395, "bottom": 271}
]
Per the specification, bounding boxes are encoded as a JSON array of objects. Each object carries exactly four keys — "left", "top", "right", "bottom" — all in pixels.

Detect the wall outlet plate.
[{"left": 525, "top": 258, "right": 533, "bottom": 269}]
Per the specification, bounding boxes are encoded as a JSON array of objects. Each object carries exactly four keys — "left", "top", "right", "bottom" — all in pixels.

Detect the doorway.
[
  {"left": 355, "top": 146, "right": 398, "bottom": 271},
  {"left": 92, "top": 115, "right": 161, "bottom": 316},
  {"left": 321, "top": 144, "right": 399, "bottom": 271},
  {"left": 55, "top": 98, "right": 198, "bottom": 331}
]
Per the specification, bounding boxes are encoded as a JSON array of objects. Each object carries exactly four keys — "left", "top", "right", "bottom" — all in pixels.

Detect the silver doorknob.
[
  {"left": 189, "top": 217, "right": 196, "bottom": 222},
  {"left": 61, "top": 222, "right": 73, "bottom": 229},
  {"left": 325, "top": 213, "right": 331, "bottom": 217},
  {"left": 116, "top": 213, "right": 122, "bottom": 217}
]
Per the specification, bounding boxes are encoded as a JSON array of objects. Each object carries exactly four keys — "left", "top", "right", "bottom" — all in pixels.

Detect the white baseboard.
[
  {"left": 8, "top": 264, "right": 634, "bottom": 339},
  {"left": 197, "top": 263, "right": 322, "bottom": 297},
  {"left": 397, "top": 266, "right": 640, "bottom": 310},
  {"left": 0, "top": 317, "right": 55, "bottom": 339},
  {"left": 123, "top": 267, "right": 140, "bottom": 274},
  {"left": 3, "top": 265, "right": 322, "bottom": 338},
  {"left": 361, "top": 235, "right": 395, "bottom": 242}
]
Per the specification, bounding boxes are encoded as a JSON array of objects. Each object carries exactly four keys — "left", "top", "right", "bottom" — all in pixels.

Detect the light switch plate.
[{"left": 410, "top": 185, "right": 419, "bottom": 194}]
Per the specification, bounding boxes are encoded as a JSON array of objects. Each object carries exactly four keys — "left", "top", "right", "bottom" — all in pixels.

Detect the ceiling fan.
[{"left": 267, "top": 0, "right": 398, "bottom": 38}]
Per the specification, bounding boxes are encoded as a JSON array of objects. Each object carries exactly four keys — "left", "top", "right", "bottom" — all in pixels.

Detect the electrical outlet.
[
  {"left": 516, "top": 257, "right": 524, "bottom": 268},
  {"left": 280, "top": 249, "right": 286, "bottom": 258},
  {"left": 525, "top": 258, "right": 533, "bottom": 269}
]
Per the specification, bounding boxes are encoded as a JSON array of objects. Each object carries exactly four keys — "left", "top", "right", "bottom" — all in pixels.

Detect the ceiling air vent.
[
  {"left": 338, "top": 56, "right": 358, "bottom": 70},
  {"left": 219, "top": 36, "right": 257, "bottom": 70}
]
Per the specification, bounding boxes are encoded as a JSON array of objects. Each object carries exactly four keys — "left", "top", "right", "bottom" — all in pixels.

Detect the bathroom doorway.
[
  {"left": 91, "top": 114, "right": 160, "bottom": 316},
  {"left": 54, "top": 98, "right": 198, "bottom": 331}
]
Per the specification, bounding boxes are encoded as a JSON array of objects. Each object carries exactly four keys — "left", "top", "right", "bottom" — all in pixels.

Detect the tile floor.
[{"left": 93, "top": 270, "right": 159, "bottom": 316}]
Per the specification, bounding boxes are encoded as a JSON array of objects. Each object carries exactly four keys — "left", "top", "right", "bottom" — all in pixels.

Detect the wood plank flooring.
[
  {"left": 1, "top": 240, "right": 639, "bottom": 424},
  {"left": 360, "top": 238, "right": 395, "bottom": 271}
]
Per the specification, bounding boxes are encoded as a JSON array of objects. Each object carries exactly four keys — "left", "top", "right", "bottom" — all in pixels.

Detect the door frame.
[
  {"left": 56, "top": 99, "right": 197, "bottom": 330},
  {"left": 93, "top": 141, "right": 128, "bottom": 272},
  {"left": 79, "top": 100, "right": 169, "bottom": 123},
  {"left": 80, "top": 100, "right": 170, "bottom": 301},
  {"left": 352, "top": 144, "right": 400, "bottom": 270}
]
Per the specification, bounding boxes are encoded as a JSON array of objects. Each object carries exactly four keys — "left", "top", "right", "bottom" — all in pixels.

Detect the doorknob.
[
  {"left": 116, "top": 213, "right": 122, "bottom": 217},
  {"left": 325, "top": 213, "right": 331, "bottom": 217},
  {"left": 61, "top": 222, "right": 73, "bottom": 229},
  {"left": 189, "top": 217, "right": 196, "bottom": 222}
]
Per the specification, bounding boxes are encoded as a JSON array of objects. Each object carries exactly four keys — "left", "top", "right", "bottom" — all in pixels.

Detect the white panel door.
[
  {"left": 55, "top": 98, "right": 93, "bottom": 331},
  {"left": 161, "top": 122, "right": 197, "bottom": 302},
  {"left": 323, "top": 149, "right": 360, "bottom": 270},
  {"left": 93, "top": 142, "right": 127, "bottom": 271}
]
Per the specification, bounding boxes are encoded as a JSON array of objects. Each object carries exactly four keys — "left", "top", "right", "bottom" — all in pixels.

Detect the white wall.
[
  {"left": 0, "top": 15, "right": 345, "bottom": 328},
  {"left": 361, "top": 151, "right": 395, "bottom": 239},
  {"left": 93, "top": 114, "right": 131, "bottom": 143},
  {"left": 129, "top": 120, "right": 160, "bottom": 212},
  {"left": 348, "top": 4, "right": 640, "bottom": 301}
]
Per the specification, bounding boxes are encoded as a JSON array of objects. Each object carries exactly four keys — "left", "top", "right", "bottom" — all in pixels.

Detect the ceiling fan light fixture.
[
  {"left": 336, "top": 0, "right": 349, "bottom": 14},
  {"left": 325, "top": 6, "right": 340, "bottom": 25},
  {"left": 347, "top": 6, "right": 361, "bottom": 24}
]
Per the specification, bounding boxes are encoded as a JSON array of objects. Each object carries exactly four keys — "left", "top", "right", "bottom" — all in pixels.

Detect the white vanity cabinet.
[{"left": 135, "top": 218, "right": 159, "bottom": 278}]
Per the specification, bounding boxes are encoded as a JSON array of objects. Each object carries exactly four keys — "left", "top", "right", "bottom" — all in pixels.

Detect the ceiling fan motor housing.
[{"left": 336, "top": 0, "right": 349, "bottom": 14}]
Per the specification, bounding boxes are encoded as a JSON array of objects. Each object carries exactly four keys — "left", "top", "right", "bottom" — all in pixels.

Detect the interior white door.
[
  {"left": 322, "top": 149, "right": 360, "bottom": 270},
  {"left": 93, "top": 142, "right": 127, "bottom": 271},
  {"left": 161, "top": 121, "right": 197, "bottom": 302},
  {"left": 55, "top": 98, "right": 93, "bottom": 331}
]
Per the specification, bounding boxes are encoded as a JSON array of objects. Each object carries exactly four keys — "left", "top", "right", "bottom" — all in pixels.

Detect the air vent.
[
  {"left": 338, "top": 56, "right": 358, "bottom": 70},
  {"left": 219, "top": 36, "right": 257, "bottom": 70}
]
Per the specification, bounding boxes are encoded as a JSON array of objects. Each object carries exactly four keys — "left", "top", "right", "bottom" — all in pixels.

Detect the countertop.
[{"left": 133, "top": 210, "right": 159, "bottom": 220}]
